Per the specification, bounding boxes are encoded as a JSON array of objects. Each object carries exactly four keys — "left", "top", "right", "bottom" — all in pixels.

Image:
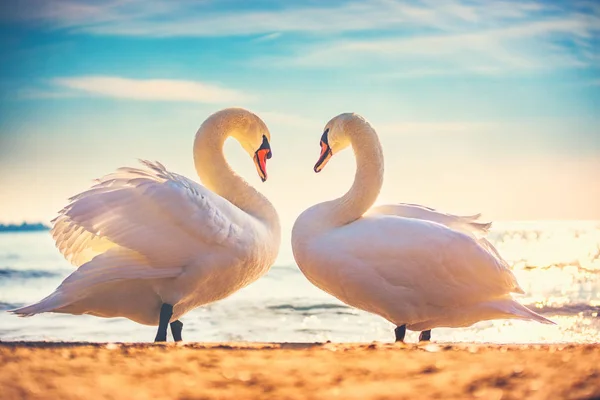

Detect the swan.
[
  {"left": 291, "top": 113, "right": 553, "bottom": 343},
  {"left": 11, "top": 108, "right": 281, "bottom": 342}
]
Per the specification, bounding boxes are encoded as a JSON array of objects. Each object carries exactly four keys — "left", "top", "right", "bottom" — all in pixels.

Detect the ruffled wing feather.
[{"left": 51, "top": 160, "right": 242, "bottom": 268}]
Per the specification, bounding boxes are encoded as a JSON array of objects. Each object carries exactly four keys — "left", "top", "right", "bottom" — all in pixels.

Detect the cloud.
[
  {"left": 0, "top": 0, "right": 565, "bottom": 37},
  {"left": 282, "top": 15, "right": 599, "bottom": 73},
  {"left": 2, "top": 0, "right": 598, "bottom": 76},
  {"left": 372, "top": 66, "right": 505, "bottom": 79},
  {"left": 47, "top": 76, "right": 253, "bottom": 103},
  {"left": 253, "top": 32, "right": 282, "bottom": 42}
]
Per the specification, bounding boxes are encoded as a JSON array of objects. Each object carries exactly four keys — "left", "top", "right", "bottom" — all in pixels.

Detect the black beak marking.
[
  {"left": 258, "top": 135, "right": 272, "bottom": 159},
  {"left": 321, "top": 129, "right": 329, "bottom": 146},
  {"left": 314, "top": 128, "right": 331, "bottom": 173},
  {"left": 254, "top": 135, "right": 271, "bottom": 182}
]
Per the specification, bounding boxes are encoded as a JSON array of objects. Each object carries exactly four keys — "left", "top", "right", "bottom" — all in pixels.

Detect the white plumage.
[
  {"left": 12, "top": 109, "right": 280, "bottom": 336},
  {"left": 292, "top": 113, "right": 552, "bottom": 341}
]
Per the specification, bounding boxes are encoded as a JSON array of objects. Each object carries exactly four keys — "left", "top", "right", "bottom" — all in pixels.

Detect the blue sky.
[{"left": 0, "top": 0, "right": 599, "bottom": 229}]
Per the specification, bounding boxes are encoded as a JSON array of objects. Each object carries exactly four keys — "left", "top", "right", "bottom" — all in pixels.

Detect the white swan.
[
  {"left": 12, "top": 108, "right": 281, "bottom": 342},
  {"left": 291, "top": 113, "right": 553, "bottom": 342}
]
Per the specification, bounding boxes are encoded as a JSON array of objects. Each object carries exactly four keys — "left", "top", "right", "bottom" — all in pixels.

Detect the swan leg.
[
  {"left": 394, "top": 325, "right": 406, "bottom": 342},
  {"left": 170, "top": 320, "right": 183, "bottom": 342},
  {"left": 154, "top": 303, "right": 173, "bottom": 342},
  {"left": 419, "top": 330, "right": 431, "bottom": 342}
]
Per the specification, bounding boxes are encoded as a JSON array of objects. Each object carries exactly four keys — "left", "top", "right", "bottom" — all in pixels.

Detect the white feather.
[
  {"left": 292, "top": 113, "right": 552, "bottom": 337},
  {"left": 12, "top": 109, "right": 280, "bottom": 327},
  {"left": 367, "top": 203, "right": 491, "bottom": 237}
]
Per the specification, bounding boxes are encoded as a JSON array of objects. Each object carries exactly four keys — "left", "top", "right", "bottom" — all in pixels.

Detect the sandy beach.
[{"left": 1, "top": 342, "right": 599, "bottom": 400}]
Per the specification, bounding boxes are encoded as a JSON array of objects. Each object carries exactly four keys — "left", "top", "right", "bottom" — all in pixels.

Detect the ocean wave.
[
  {"left": 515, "top": 262, "right": 600, "bottom": 274},
  {"left": 267, "top": 303, "right": 358, "bottom": 316},
  {"left": 0, "top": 302, "right": 22, "bottom": 311},
  {"left": 268, "top": 302, "right": 599, "bottom": 318},
  {"left": 0, "top": 268, "right": 65, "bottom": 280},
  {"left": 268, "top": 303, "right": 350, "bottom": 312},
  {"left": 526, "top": 303, "right": 600, "bottom": 316},
  {"left": 0, "top": 253, "right": 20, "bottom": 261}
]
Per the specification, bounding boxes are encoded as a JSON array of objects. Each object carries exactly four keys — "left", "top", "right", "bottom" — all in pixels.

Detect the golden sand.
[{"left": 1, "top": 342, "right": 599, "bottom": 400}]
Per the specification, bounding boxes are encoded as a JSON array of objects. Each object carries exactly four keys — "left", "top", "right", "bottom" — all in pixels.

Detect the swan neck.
[
  {"left": 193, "top": 117, "right": 278, "bottom": 229},
  {"left": 329, "top": 121, "right": 384, "bottom": 227}
]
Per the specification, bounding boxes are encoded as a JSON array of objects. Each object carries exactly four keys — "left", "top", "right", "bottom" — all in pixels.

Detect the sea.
[{"left": 1, "top": 221, "right": 599, "bottom": 344}]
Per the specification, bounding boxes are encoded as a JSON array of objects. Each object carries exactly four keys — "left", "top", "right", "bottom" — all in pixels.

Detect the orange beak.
[
  {"left": 314, "top": 129, "right": 332, "bottom": 173},
  {"left": 254, "top": 135, "right": 272, "bottom": 182}
]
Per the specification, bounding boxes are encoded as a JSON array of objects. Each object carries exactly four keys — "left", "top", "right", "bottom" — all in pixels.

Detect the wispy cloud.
[
  {"left": 44, "top": 76, "right": 253, "bottom": 103},
  {"left": 282, "top": 15, "right": 599, "bottom": 73},
  {"left": 0, "top": 0, "right": 572, "bottom": 37},
  {"left": 372, "top": 66, "right": 505, "bottom": 79},
  {"left": 253, "top": 32, "right": 282, "bottom": 42},
  {"left": 1, "top": 0, "right": 598, "bottom": 76}
]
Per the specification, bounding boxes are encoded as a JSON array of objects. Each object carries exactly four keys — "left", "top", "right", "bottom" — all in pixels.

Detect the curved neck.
[
  {"left": 193, "top": 116, "right": 278, "bottom": 229},
  {"left": 324, "top": 119, "right": 384, "bottom": 227}
]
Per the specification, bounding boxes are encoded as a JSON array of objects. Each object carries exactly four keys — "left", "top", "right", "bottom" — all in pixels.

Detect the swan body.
[
  {"left": 12, "top": 108, "right": 280, "bottom": 340},
  {"left": 292, "top": 113, "right": 552, "bottom": 341}
]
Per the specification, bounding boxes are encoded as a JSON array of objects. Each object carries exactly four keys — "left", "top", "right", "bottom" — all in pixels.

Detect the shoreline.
[{"left": 2, "top": 342, "right": 599, "bottom": 399}]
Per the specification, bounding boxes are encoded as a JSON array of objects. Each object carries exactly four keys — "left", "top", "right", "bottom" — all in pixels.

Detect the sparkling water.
[{"left": 1, "top": 221, "right": 599, "bottom": 343}]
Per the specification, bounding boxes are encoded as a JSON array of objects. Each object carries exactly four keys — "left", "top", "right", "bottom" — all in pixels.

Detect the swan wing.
[
  {"left": 321, "top": 216, "right": 522, "bottom": 309},
  {"left": 367, "top": 203, "right": 511, "bottom": 284},
  {"left": 51, "top": 160, "right": 245, "bottom": 268},
  {"left": 367, "top": 203, "right": 491, "bottom": 237}
]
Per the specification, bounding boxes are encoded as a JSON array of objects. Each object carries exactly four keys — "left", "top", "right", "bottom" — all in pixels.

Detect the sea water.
[{"left": 0, "top": 221, "right": 599, "bottom": 343}]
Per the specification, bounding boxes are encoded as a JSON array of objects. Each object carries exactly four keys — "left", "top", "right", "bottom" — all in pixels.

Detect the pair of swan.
[{"left": 12, "top": 108, "right": 552, "bottom": 342}]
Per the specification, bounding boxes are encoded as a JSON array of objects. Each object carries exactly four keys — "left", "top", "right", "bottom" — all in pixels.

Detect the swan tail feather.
[
  {"left": 491, "top": 298, "right": 555, "bottom": 325},
  {"left": 513, "top": 284, "right": 526, "bottom": 295},
  {"left": 10, "top": 292, "right": 67, "bottom": 317},
  {"left": 406, "top": 298, "right": 555, "bottom": 331},
  {"left": 10, "top": 249, "right": 182, "bottom": 317},
  {"left": 462, "top": 213, "right": 482, "bottom": 221},
  {"left": 468, "top": 221, "right": 492, "bottom": 234}
]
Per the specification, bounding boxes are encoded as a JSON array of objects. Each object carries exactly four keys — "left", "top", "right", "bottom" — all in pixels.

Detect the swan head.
[
  {"left": 236, "top": 111, "right": 272, "bottom": 182},
  {"left": 211, "top": 108, "right": 273, "bottom": 182},
  {"left": 247, "top": 131, "right": 272, "bottom": 183},
  {"left": 314, "top": 113, "right": 358, "bottom": 173}
]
